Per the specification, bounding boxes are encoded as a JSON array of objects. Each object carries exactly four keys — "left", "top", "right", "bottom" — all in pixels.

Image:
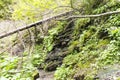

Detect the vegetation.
[
  {"left": 0, "top": 0, "right": 120, "bottom": 80},
  {"left": 0, "top": 0, "right": 13, "bottom": 19},
  {"left": 12, "top": 0, "right": 70, "bottom": 22}
]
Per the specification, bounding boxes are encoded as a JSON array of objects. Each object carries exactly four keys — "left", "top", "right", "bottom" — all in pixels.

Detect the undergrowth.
[
  {"left": 1, "top": 0, "right": 120, "bottom": 80},
  {"left": 54, "top": 0, "right": 120, "bottom": 80}
]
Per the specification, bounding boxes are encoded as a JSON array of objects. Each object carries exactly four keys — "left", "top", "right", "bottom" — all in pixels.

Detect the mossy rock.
[{"left": 45, "top": 61, "right": 62, "bottom": 71}]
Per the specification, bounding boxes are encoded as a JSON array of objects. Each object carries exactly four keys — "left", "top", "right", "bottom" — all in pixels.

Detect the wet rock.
[
  {"left": 95, "top": 64, "right": 120, "bottom": 80},
  {"left": 37, "top": 70, "right": 54, "bottom": 80},
  {"left": 45, "top": 48, "right": 68, "bottom": 62},
  {"left": 44, "top": 50, "right": 69, "bottom": 71},
  {"left": 45, "top": 61, "right": 62, "bottom": 71},
  {"left": 74, "top": 74, "right": 85, "bottom": 80},
  {"left": 74, "top": 70, "right": 85, "bottom": 80},
  {"left": 40, "top": 20, "right": 74, "bottom": 72}
]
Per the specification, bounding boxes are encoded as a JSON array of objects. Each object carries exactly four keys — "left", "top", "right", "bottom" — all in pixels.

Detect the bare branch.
[
  {"left": 65, "top": 11, "right": 120, "bottom": 19},
  {"left": 0, "top": 11, "right": 73, "bottom": 39},
  {"left": 0, "top": 10, "right": 120, "bottom": 39}
]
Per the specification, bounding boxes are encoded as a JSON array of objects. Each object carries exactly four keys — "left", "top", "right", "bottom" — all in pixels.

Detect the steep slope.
[{"left": 32, "top": 1, "right": 120, "bottom": 80}]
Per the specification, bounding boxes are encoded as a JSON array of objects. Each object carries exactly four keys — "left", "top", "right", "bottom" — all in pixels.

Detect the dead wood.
[
  {"left": 0, "top": 11, "right": 73, "bottom": 39},
  {"left": 0, "top": 10, "right": 120, "bottom": 39}
]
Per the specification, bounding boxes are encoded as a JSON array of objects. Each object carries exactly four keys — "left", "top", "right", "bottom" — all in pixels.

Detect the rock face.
[
  {"left": 37, "top": 70, "right": 54, "bottom": 80},
  {"left": 43, "top": 21, "right": 74, "bottom": 71},
  {"left": 95, "top": 64, "right": 120, "bottom": 80}
]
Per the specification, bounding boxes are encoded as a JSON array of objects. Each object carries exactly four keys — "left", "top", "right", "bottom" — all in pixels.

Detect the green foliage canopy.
[{"left": 0, "top": 0, "right": 13, "bottom": 19}]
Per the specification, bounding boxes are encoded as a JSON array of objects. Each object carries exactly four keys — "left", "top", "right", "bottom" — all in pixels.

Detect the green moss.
[
  {"left": 55, "top": 66, "right": 75, "bottom": 80},
  {"left": 73, "top": 18, "right": 90, "bottom": 38},
  {"left": 0, "top": 0, "right": 13, "bottom": 19},
  {"left": 96, "top": 39, "right": 109, "bottom": 48},
  {"left": 32, "top": 21, "right": 67, "bottom": 67},
  {"left": 117, "top": 77, "right": 120, "bottom": 80},
  {"left": 54, "top": 1, "right": 120, "bottom": 80}
]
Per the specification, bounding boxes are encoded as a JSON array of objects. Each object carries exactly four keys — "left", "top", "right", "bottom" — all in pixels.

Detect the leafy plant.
[
  {"left": 12, "top": 0, "right": 70, "bottom": 22},
  {"left": 0, "top": 54, "right": 37, "bottom": 80},
  {"left": 55, "top": 66, "right": 74, "bottom": 80},
  {"left": 0, "top": 0, "right": 13, "bottom": 19}
]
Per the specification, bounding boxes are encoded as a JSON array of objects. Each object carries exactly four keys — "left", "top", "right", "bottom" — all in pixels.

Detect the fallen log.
[
  {"left": 66, "top": 10, "right": 120, "bottom": 19},
  {"left": 0, "top": 10, "right": 120, "bottom": 39},
  {"left": 0, "top": 11, "right": 73, "bottom": 39}
]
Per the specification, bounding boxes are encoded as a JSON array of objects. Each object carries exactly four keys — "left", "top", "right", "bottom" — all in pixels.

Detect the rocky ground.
[{"left": 36, "top": 70, "right": 54, "bottom": 80}]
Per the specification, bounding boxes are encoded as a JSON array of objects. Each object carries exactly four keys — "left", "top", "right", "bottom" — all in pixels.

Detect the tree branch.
[
  {"left": 0, "top": 11, "right": 73, "bottom": 39},
  {"left": 0, "top": 10, "right": 120, "bottom": 39},
  {"left": 65, "top": 11, "right": 120, "bottom": 19}
]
